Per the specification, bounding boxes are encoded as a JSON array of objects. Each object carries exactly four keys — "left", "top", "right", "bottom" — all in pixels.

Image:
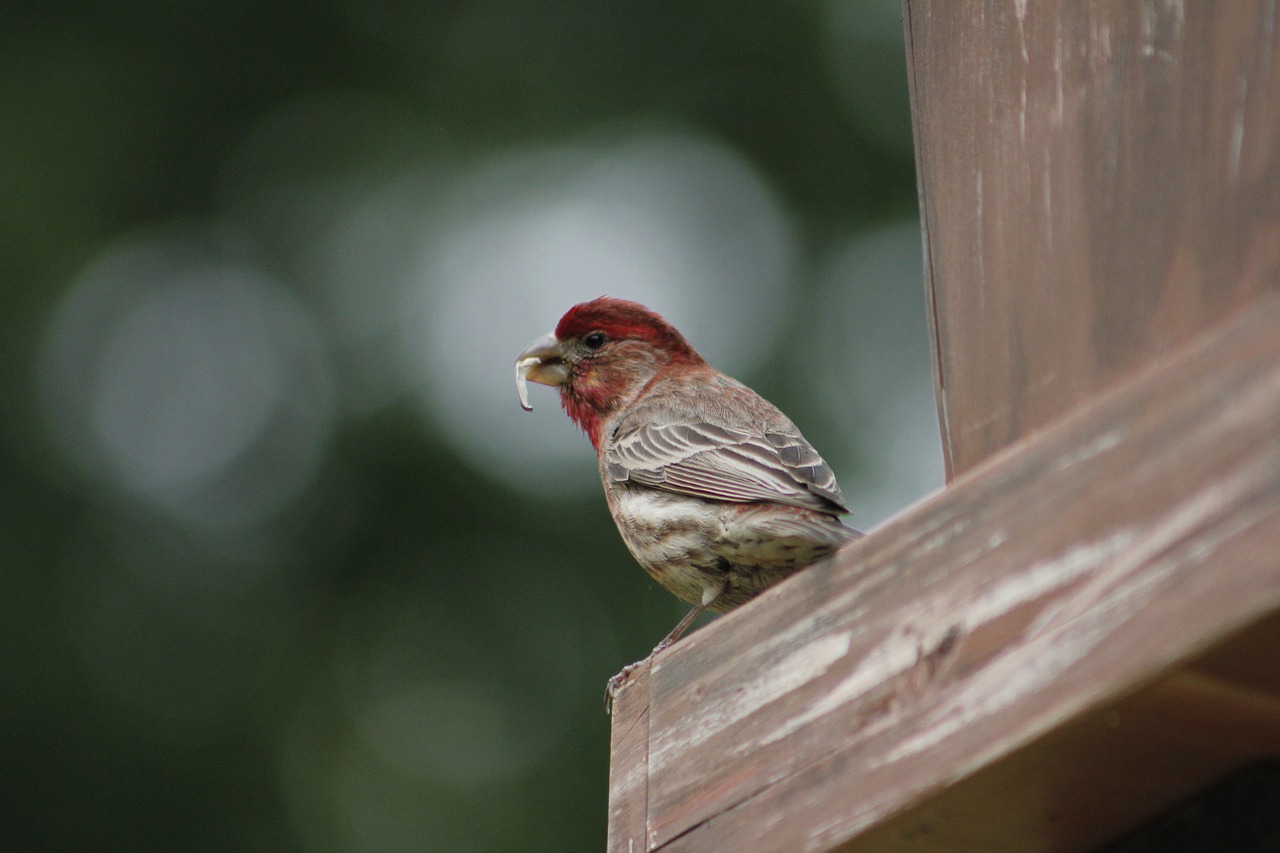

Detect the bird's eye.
[{"left": 583, "top": 331, "right": 607, "bottom": 350}]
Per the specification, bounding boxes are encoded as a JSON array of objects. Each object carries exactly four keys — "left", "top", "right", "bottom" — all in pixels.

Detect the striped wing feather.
[{"left": 604, "top": 401, "right": 849, "bottom": 515}]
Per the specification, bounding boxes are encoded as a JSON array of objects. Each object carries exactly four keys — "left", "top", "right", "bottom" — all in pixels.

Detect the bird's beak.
[{"left": 515, "top": 332, "right": 568, "bottom": 412}]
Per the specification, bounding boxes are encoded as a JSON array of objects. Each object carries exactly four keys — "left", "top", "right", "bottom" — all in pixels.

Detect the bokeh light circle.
[{"left": 39, "top": 226, "right": 335, "bottom": 531}]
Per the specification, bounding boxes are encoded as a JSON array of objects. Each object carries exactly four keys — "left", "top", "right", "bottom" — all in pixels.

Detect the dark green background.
[{"left": 1, "top": 1, "right": 934, "bottom": 849}]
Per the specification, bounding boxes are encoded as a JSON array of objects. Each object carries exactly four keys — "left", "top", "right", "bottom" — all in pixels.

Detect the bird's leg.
[
  {"left": 606, "top": 581, "right": 725, "bottom": 714},
  {"left": 653, "top": 600, "right": 706, "bottom": 653}
]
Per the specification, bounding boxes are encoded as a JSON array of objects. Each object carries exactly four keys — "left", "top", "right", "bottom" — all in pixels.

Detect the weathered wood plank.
[
  {"left": 607, "top": 296, "right": 1280, "bottom": 852},
  {"left": 907, "top": 0, "right": 1280, "bottom": 479},
  {"left": 608, "top": 659, "right": 651, "bottom": 852}
]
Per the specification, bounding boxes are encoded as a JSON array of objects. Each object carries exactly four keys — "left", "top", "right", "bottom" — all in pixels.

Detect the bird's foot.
[{"left": 605, "top": 656, "right": 652, "bottom": 715}]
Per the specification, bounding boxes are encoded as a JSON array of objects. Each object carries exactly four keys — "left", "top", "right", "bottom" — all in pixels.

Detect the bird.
[{"left": 516, "top": 297, "right": 859, "bottom": 710}]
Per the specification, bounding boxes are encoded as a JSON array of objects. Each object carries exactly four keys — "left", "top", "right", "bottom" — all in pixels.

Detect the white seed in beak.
[{"left": 516, "top": 356, "right": 540, "bottom": 412}]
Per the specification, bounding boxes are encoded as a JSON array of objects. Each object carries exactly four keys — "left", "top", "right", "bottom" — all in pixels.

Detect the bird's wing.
[{"left": 604, "top": 406, "right": 849, "bottom": 515}]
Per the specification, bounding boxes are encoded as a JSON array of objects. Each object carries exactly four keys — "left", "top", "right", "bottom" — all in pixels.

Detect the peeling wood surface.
[
  {"left": 606, "top": 297, "right": 1280, "bottom": 852},
  {"left": 906, "top": 0, "right": 1280, "bottom": 479},
  {"left": 607, "top": 660, "right": 651, "bottom": 852}
]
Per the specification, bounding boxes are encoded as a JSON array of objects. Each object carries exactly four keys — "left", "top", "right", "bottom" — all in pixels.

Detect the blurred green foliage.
[{"left": 1, "top": 0, "right": 924, "bottom": 850}]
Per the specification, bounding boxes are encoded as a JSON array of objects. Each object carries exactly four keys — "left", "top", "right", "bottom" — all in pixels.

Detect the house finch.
[{"left": 516, "top": 297, "right": 859, "bottom": 709}]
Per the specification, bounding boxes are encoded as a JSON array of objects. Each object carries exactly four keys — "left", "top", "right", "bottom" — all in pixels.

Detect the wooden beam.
[
  {"left": 906, "top": 0, "right": 1280, "bottom": 479},
  {"left": 606, "top": 295, "right": 1280, "bottom": 852},
  {"left": 608, "top": 660, "right": 651, "bottom": 850}
]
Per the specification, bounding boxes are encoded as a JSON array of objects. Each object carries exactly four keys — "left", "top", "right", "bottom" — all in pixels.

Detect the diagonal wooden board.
[{"left": 608, "top": 296, "right": 1280, "bottom": 852}]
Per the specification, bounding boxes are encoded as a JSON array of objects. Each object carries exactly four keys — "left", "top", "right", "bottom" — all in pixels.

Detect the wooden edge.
[
  {"left": 608, "top": 659, "right": 652, "bottom": 851},
  {"left": 899, "top": 0, "right": 954, "bottom": 481}
]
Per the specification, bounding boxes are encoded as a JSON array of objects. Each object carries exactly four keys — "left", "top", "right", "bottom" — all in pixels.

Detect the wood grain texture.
[
  {"left": 607, "top": 296, "right": 1280, "bottom": 852},
  {"left": 906, "top": 0, "right": 1280, "bottom": 478},
  {"left": 608, "top": 660, "right": 652, "bottom": 852}
]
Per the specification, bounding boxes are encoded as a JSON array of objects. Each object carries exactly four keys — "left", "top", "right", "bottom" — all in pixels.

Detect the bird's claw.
[
  {"left": 604, "top": 658, "right": 649, "bottom": 715},
  {"left": 605, "top": 623, "right": 701, "bottom": 714}
]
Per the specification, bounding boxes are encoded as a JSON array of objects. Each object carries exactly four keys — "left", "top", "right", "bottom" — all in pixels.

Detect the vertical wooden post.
[{"left": 907, "top": 0, "right": 1280, "bottom": 478}]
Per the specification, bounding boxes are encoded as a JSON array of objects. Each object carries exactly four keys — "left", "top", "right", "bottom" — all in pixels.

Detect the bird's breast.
[{"left": 604, "top": 484, "right": 849, "bottom": 610}]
